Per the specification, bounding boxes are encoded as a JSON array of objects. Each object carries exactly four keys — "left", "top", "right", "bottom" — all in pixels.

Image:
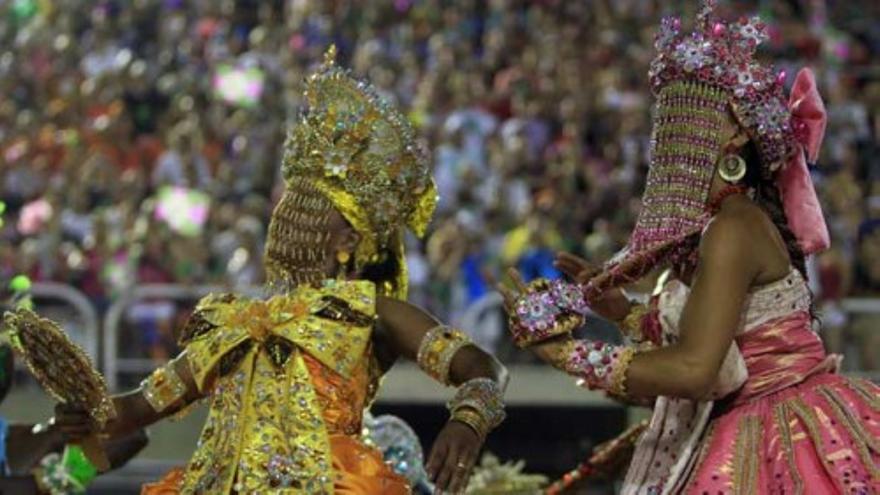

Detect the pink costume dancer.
[{"left": 505, "top": 1, "right": 879, "bottom": 493}]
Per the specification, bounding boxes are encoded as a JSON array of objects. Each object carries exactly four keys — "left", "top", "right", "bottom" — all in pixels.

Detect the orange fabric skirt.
[{"left": 141, "top": 434, "right": 410, "bottom": 494}]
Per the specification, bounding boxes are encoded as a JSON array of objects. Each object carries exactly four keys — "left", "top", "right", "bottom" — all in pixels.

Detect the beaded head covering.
[
  {"left": 265, "top": 46, "right": 437, "bottom": 299},
  {"left": 586, "top": 0, "right": 800, "bottom": 295}
]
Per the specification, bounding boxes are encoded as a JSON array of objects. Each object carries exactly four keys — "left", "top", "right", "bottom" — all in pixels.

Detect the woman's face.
[{"left": 264, "top": 198, "right": 361, "bottom": 286}]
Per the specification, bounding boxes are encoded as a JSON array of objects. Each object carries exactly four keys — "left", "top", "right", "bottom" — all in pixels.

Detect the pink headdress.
[
  {"left": 585, "top": 1, "right": 830, "bottom": 298},
  {"left": 650, "top": 0, "right": 797, "bottom": 173}
]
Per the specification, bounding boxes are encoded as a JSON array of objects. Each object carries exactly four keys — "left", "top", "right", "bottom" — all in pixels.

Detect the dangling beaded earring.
[
  {"left": 336, "top": 250, "right": 351, "bottom": 279},
  {"left": 718, "top": 153, "right": 747, "bottom": 183}
]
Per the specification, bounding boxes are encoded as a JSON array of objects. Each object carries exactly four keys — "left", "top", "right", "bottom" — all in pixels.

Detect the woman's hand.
[
  {"left": 426, "top": 420, "right": 483, "bottom": 494},
  {"left": 554, "top": 252, "right": 632, "bottom": 322}
]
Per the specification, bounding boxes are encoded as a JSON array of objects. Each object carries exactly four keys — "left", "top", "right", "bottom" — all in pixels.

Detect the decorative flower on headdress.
[
  {"left": 649, "top": 0, "right": 797, "bottom": 173},
  {"left": 675, "top": 38, "right": 712, "bottom": 73}
]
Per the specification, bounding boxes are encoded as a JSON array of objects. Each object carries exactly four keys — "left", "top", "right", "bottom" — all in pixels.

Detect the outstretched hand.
[
  {"left": 554, "top": 252, "right": 631, "bottom": 322},
  {"left": 426, "top": 420, "right": 483, "bottom": 494}
]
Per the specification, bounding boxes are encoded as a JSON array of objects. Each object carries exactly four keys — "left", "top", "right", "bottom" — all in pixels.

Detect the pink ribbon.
[{"left": 779, "top": 68, "right": 830, "bottom": 255}]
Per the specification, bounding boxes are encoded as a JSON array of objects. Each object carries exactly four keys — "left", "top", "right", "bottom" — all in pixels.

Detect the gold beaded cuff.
[
  {"left": 417, "top": 326, "right": 474, "bottom": 386},
  {"left": 141, "top": 362, "right": 187, "bottom": 413},
  {"left": 608, "top": 347, "right": 636, "bottom": 397},
  {"left": 620, "top": 303, "right": 649, "bottom": 342}
]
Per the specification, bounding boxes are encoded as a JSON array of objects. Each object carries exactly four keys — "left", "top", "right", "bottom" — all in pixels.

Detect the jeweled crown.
[
  {"left": 282, "top": 47, "right": 437, "bottom": 262},
  {"left": 649, "top": 0, "right": 797, "bottom": 172}
]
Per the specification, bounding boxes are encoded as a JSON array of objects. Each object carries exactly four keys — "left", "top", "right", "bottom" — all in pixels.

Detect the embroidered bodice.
[
  {"left": 179, "top": 280, "right": 378, "bottom": 494},
  {"left": 658, "top": 267, "right": 812, "bottom": 337}
]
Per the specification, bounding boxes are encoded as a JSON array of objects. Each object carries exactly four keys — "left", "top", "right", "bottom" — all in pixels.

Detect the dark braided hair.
[{"left": 740, "top": 140, "right": 809, "bottom": 281}]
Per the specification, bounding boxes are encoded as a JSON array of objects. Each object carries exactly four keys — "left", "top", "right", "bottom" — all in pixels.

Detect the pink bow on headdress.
[{"left": 779, "top": 68, "right": 830, "bottom": 255}]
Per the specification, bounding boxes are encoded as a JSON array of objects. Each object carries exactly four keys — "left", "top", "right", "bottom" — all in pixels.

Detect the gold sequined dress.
[{"left": 141, "top": 280, "right": 409, "bottom": 495}]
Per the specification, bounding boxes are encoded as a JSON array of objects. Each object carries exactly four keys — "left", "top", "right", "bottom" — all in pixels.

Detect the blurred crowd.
[{"left": 0, "top": 0, "right": 878, "bottom": 368}]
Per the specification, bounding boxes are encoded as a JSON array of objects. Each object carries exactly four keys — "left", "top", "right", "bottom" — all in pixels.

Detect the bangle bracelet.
[
  {"left": 447, "top": 378, "right": 506, "bottom": 431},
  {"left": 33, "top": 452, "right": 87, "bottom": 495},
  {"left": 417, "top": 326, "right": 474, "bottom": 386},
  {"left": 450, "top": 407, "right": 489, "bottom": 442},
  {"left": 63, "top": 445, "right": 98, "bottom": 488},
  {"left": 141, "top": 362, "right": 187, "bottom": 413}
]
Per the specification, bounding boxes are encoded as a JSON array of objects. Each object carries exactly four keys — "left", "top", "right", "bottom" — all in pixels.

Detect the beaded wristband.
[
  {"left": 63, "top": 446, "right": 98, "bottom": 488},
  {"left": 416, "top": 326, "right": 474, "bottom": 386},
  {"left": 141, "top": 362, "right": 187, "bottom": 413},
  {"left": 565, "top": 341, "right": 636, "bottom": 397},
  {"left": 548, "top": 279, "right": 590, "bottom": 315},
  {"left": 509, "top": 279, "right": 587, "bottom": 348},
  {"left": 33, "top": 451, "right": 87, "bottom": 494},
  {"left": 447, "top": 378, "right": 506, "bottom": 432}
]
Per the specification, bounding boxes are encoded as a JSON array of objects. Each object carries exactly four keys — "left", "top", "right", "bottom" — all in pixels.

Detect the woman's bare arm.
[
  {"left": 374, "top": 296, "right": 507, "bottom": 494},
  {"left": 54, "top": 351, "right": 205, "bottom": 440},
  {"left": 375, "top": 297, "right": 507, "bottom": 386},
  {"left": 103, "top": 351, "right": 205, "bottom": 437},
  {"left": 532, "top": 212, "right": 760, "bottom": 400}
]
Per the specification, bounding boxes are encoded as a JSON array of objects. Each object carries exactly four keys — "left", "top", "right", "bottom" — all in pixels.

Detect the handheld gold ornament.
[{"left": 2, "top": 309, "right": 115, "bottom": 471}]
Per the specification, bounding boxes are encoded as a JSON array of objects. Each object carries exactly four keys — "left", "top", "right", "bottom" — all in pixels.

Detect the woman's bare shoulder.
[{"left": 703, "top": 199, "right": 789, "bottom": 283}]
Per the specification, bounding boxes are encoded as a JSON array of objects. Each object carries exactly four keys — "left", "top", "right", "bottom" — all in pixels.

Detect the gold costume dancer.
[{"left": 43, "top": 48, "right": 507, "bottom": 495}]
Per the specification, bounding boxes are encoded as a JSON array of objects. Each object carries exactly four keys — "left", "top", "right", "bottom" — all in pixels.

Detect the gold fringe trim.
[
  {"left": 773, "top": 402, "right": 804, "bottom": 495},
  {"left": 732, "top": 415, "right": 760, "bottom": 495},
  {"left": 818, "top": 387, "right": 880, "bottom": 482}
]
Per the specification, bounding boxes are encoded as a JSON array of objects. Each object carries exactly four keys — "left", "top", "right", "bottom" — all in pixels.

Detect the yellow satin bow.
[{"left": 181, "top": 280, "right": 375, "bottom": 494}]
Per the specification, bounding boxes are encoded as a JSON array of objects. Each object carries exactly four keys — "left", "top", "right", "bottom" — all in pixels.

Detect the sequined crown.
[
  {"left": 649, "top": 0, "right": 798, "bottom": 172},
  {"left": 282, "top": 46, "right": 437, "bottom": 262}
]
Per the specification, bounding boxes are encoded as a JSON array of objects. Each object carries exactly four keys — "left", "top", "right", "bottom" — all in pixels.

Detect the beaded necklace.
[{"left": 706, "top": 184, "right": 750, "bottom": 215}]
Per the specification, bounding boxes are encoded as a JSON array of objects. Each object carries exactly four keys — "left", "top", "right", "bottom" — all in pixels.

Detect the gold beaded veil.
[{"left": 264, "top": 47, "right": 437, "bottom": 299}]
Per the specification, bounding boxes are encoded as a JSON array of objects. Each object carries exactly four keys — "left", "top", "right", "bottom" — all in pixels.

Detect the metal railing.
[
  {"left": 30, "top": 282, "right": 101, "bottom": 361},
  {"left": 102, "top": 284, "right": 262, "bottom": 390},
  {"left": 456, "top": 292, "right": 505, "bottom": 352},
  {"left": 8, "top": 282, "right": 877, "bottom": 391}
]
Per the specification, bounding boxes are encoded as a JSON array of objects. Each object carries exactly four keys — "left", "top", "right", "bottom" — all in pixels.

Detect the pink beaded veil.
[{"left": 585, "top": 0, "right": 802, "bottom": 296}]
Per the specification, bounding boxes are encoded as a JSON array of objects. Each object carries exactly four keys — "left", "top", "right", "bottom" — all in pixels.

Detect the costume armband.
[
  {"left": 416, "top": 326, "right": 474, "bottom": 386},
  {"left": 141, "top": 361, "right": 187, "bottom": 413}
]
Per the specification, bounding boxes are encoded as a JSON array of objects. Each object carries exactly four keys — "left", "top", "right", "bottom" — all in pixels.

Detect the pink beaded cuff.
[
  {"left": 509, "top": 279, "right": 589, "bottom": 348},
  {"left": 566, "top": 341, "right": 635, "bottom": 397}
]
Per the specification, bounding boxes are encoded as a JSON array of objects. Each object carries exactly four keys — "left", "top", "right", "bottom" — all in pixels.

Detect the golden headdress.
[{"left": 266, "top": 46, "right": 437, "bottom": 299}]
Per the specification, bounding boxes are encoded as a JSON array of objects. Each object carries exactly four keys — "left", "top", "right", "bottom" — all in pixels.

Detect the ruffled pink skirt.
[{"left": 685, "top": 373, "right": 880, "bottom": 494}]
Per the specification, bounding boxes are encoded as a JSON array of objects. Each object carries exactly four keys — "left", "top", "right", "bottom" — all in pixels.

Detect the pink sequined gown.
[{"left": 622, "top": 268, "right": 880, "bottom": 494}]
